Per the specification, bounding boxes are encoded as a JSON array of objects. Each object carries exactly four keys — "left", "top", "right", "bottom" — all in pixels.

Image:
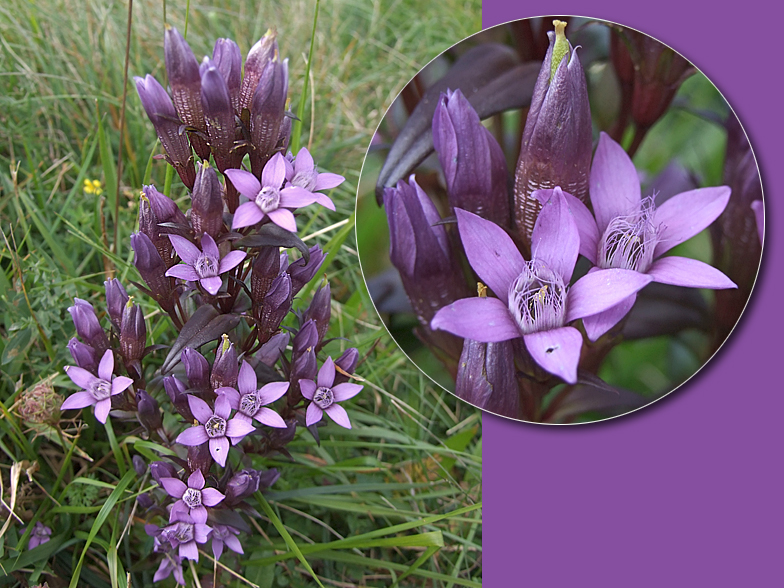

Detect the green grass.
[{"left": 0, "top": 0, "right": 483, "bottom": 585}]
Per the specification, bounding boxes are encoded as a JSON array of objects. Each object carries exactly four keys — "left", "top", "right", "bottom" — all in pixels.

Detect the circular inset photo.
[{"left": 356, "top": 16, "right": 764, "bottom": 424}]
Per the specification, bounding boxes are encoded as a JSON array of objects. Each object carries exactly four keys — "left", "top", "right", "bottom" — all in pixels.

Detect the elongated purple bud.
[
  {"left": 68, "top": 337, "right": 98, "bottom": 373},
  {"left": 290, "top": 348, "right": 317, "bottom": 386},
  {"left": 105, "top": 279, "right": 129, "bottom": 331},
  {"left": 164, "top": 25, "right": 210, "bottom": 160},
  {"left": 133, "top": 455, "right": 147, "bottom": 476},
  {"left": 150, "top": 460, "right": 178, "bottom": 484},
  {"left": 131, "top": 232, "right": 174, "bottom": 312},
  {"left": 211, "top": 334, "right": 238, "bottom": 390},
  {"left": 68, "top": 298, "right": 109, "bottom": 356},
  {"left": 213, "top": 38, "right": 242, "bottom": 114},
  {"left": 259, "top": 273, "right": 292, "bottom": 343},
  {"left": 251, "top": 247, "right": 281, "bottom": 317},
  {"left": 163, "top": 375, "right": 193, "bottom": 420},
  {"left": 256, "top": 332, "right": 289, "bottom": 366},
  {"left": 303, "top": 284, "right": 331, "bottom": 346},
  {"left": 140, "top": 185, "right": 186, "bottom": 268},
  {"left": 239, "top": 31, "right": 278, "bottom": 113},
  {"left": 292, "top": 320, "right": 318, "bottom": 363},
  {"left": 455, "top": 339, "right": 518, "bottom": 418},
  {"left": 288, "top": 246, "right": 325, "bottom": 296},
  {"left": 146, "top": 184, "right": 188, "bottom": 225},
  {"left": 433, "top": 89, "right": 509, "bottom": 227},
  {"left": 134, "top": 74, "right": 196, "bottom": 189},
  {"left": 513, "top": 20, "right": 592, "bottom": 245},
  {"left": 181, "top": 348, "right": 210, "bottom": 392},
  {"left": 136, "top": 389, "right": 162, "bottom": 432},
  {"left": 201, "top": 65, "right": 236, "bottom": 169},
  {"left": 190, "top": 163, "right": 224, "bottom": 239},
  {"left": 223, "top": 469, "right": 278, "bottom": 506},
  {"left": 249, "top": 58, "right": 288, "bottom": 176},
  {"left": 120, "top": 299, "right": 146, "bottom": 372},
  {"left": 333, "top": 348, "right": 359, "bottom": 386}
]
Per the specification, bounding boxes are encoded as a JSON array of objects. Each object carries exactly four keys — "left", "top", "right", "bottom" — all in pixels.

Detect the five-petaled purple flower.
[
  {"left": 431, "top": 189, "right": 652, "bottom": 384},
  {"left": 175, "top": 395, "right": 256, "bottom": 467},
  {"left": 211, "top": 524, "right": 244, "bottom": 559},
  {"left": 166, "top": 233, "right": 246, "bottom": 296},
  {"left": 62, "top": 349, "right": 133, "bottom": 423},
  {"left": 300, "top": 357, "right": 363, "bottom": 428},
  {"left": 555, "top": 133, "right": 737, "bottom": 340},
  {"left": 226, "top": 153, "right": 334, "bottom": 233},
  {"left": 159, "top": 513, "right": 211, "bottom": 561},
  {"left": 161, "top": 469, "right": 225, "bottom": 524},
  {"left": 27, "top": 522, "right": 52, "bottom": 550},
  {"left": 218, "top": 360, "right": 288, "bottom": 428},
  {"left": 284, "top": 147, "right": 344, "bottom": 208}
]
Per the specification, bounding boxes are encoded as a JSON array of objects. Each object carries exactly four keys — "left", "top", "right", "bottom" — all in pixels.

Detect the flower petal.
[
  {"left": 262, "top": 153, "right": 286, "bottom": 188},
  {"left": 318, "top": 357, "right": 336, "bottom": 388},
  {"left": 61, "top": 391, "right": 96, "bottom": 410},
  {"left": 169, "top": 235, "right": 202, "bottom": 265},
  {"left": 179, "top": 540, "right": 199, "bottom": 561},
  {"left": 65, "top": 366, "right": 99, "bottom": 390},
  {"left": 325, "top": 404, "right": 352, "bottom": 429},
  {"left": 566, "top": 268, "right": 653, "bottom": 322},
  {"left": 214, "top": 394, "right": 232, "bottom": 419},
  {"left": 582, "top": 294, "right": 637, "bottom": 341},
  {"left": 279, "top": 186, "right": 318, "bottom": 208},
  {"left": 166, "top": 264, "right": 200, "bottom": 281},
  {"left": 224, "top": 533, "right": 244, "bottom": 554},
  {"left": 535, "top": 188, "right": 599, "bottom": 264},
  {"left": 293, "top": 147, "right": 314, "bottom": 174},
  {"left": 111, "top": 376, "right": 134, "bottom": 395},
  {"left": 217, "top": 386, "right": 241, "bottom": 409},
  {"left": 431, "top": 298, "right": 521, "bottom": 343},
  {"left": 190, "top": 506, "right": 208, "bottom": 524},
  {"left": 237, "top": 361, "right": 257, "bottom": 395},
  {"left": 523, "top": 327, "right": 583, "bottom": 384},
  {"left": 97, "top": 349, "right": 114, "bottom": 381},
  {"left": 200, "top": 233, "right": 220, "bottom": 258},
  {"left": 226, "top": 417, "right": 256, "bottom": 439},
  {"left": 653, "top": 186, "right": 732, "bottom": 258},
  {"left": 187, "top": 469, "right": 205, "bottom": 490},
  {"left": 306, "top": 403, "right": 323, "bottom": 426},
  {"left": 647, "top": 256, "right": 737, "bottom": 289},
  {"left": 314, "top": 172, "right": 344, "bottom": 192},
  {"left": 94, "top": 398, "right": 111, "bottom": 423},
  {"left": 267, "top": 208, "right": 297, "bottom": 232},
  {"left": 201, "top": 487, "right": 225, "bottom": 507},
  {"left": 187, "top": 395, "right": 214, "bottom": 424},
  {"left": 455, "top": 208, "right": 524, "bottom": 301},
  {"left": 530, "top": 187, "right": 580, "bottom": 283},
  {"left": 218, "top": 250, "right": 246, "bottom": 274},
  {"left": 200, "top": 276, "right": 223, "bottom": 296},
  {"left": 224, "top": 168, "right": 260, "bottom": 199},
  {"left": 161, "top": 477, "right": 187, "bottom": 499},
  {"left": 332, "top": 383, "right": 363, "bottom": 402},
  {"left": 256, "top": 381, "right": 289, "bottom": 405},
  {"left": 177, "top": 425, "right": 209, "bottom": 446},
  {"left": 590, "top": 132, "right": 642, "bottom": 234},
  {"left": 231, "top": 201, "right": 264, "bottom": 229},
  {"left": 194, "top": 523, "right": 211, "bottom": 544},
  {"left": 312, "top": 191, "right": 336, "bottom": 211},
  {"left": 254, "top": 407, "right": 287, "bottom": 428},
  {"left": 209, "top": 436, "right": 230, "bottom": 467},
  {"left": 300, "top": 379, "right": 316, "bottom": 400},
  {"left": 212, "top": 539, "right": 225, "bottom": 560}
]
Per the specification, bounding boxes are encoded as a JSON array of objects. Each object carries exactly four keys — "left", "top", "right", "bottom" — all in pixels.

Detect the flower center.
[
  {"left": 182, "top": 487, "right": 202, "bottom": 509},
  {"left": 291, "top": 170, "right": 317, "bottom": 192},
  {"left": 255, "top": 186, "right": 281, "bottom": 213},
  {"left": 313, "top": 387, "right": 334, "bottom": 409},
  {"left": 174, "top": 522, "right": 194, "bottom": 544},
  {"left": 508, "top": 261, "right": 566, "bottom": 335},
  {"left": 239, "top": 392, "right": 260, "bottom": 417},
  {"left": 599, "top": 197, "right": 658, "bottom": 273},
  {"left": 194, "top": 254, "right": 219, "bottom": 278},
  {"left": 89, "top": 379, "right": 112, "bottom": 401},
  {"left": 204, "top": 415, "right": 227, "bottom": 438}
]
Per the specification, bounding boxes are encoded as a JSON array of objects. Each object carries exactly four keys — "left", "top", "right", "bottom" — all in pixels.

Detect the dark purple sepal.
[
  {"left": 249, "top": 58, "right": 288, "bottom": 177},
  {"left": 190, "top": 162, "right": 224, "bottom": 239},
  {"left": 212, "top": 38, "right": 242, "bottom": 114},
  {"left": 136, "top": 389, "right": 163, "bottom": 432},
  {"left": 181, "top": 348, "right": 210, "bottom": 393},
  {"left": 455, "top": 338, "right": 519, "bottom": 418},
  {"left": 288, "top": 246, "right": 325, "bottom": 296},
  {"left": 210, "top": 334, "right": 238, "bottom": 391},
  {"left": 68, "top": 337, "right": 98, "bottom": 373},
  {"left": 239, "top": 31, "right": 278, "bottom": 114},
  {"left": 131, "top": 232, "right": 175, "bottom": 313},
  {"left": 201, "top": 66, "right": 236, "bottom": 170},
  {"left": 303, "top": 283, "right": 331, "bottom": 346},
  {"left": 258, "top": 273, "right": 292, "bottom": 344},
  {"left": 163, "top": 375, "right": 193, "bottom": 421},
  {"left": 105, "top": 279, "right": 129, "bottom": 331}
]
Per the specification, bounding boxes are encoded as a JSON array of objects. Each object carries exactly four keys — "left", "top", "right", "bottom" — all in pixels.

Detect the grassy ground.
[{"left": 0, "top": 0, "right": 483, "bottom": 585}]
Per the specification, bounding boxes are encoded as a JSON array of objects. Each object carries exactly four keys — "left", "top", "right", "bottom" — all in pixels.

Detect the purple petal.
[
  {"left": 187, "top": 395, "right": 214, "bottom": 424},
  {"left": 523, "top": 327, "right": 583, "bottom": 384},
  {"left": 293, "top": 148, "right": 314, "bottom": 174},
  {"left": 190, "top": 506, "right": 208, "bottom": 524},
  {"left": 262, "top": 153, "right": 286, "bottom": 188},
  {"left": 214, "top": 395, "right": 232, "bottom": 419},
  {"left": 237, "top": 361, "right": 257, "bottom": 394},
  {"left": 231, "top": 201, "right": 264, "bottom": 229},
  {"left": 223, "top": 534, "right": 244, "bottom": 554},
  {"left": 212, "top": 539, "right": 225, "bottom": 560},
  {"left": 176, "top": 425, "right": 209, "bottom": 446},
  {"left": 194, "top": 523, "right": 211, "bottom": 543},
  {"left": 64, "top": 366, "right": 99, "bottom": 390},
  {"left": 61, "top": 391, "right": 96, "bottom": 410},
  {"left": 582, "top": 294, "right": 637, "bottom": 342},
  {"left": 166, "top": 264, "right": 200, "bottom": 281},
  {"left": 590, "top": 132, "right": 642, "bottom": 234},
  {"left": 318, "top": 357, "right": 336, "bottom": 388},
  {"left": 97, "top": 349, "right": 114, "bottom": 381},
  {"left": 455, "top": 208, "right": 524, "bottom": 302},
  {"left": 647, "top": 256, "right": 737, "bottom": 289},
  {"left": 218, "top": 386, "right": 241, "bottom": 409},
  {"left": 94, "top": 398, "right": 111, "bottom": 423},
  {"left": 187, "top": 469, "right": 205, "bottom": 490},
  {"left": 200, "top": 276, "right": 223, "bottom": 295},
  {"left": 111, "top": 376, "right": 134, "bottom": 395},
  {"left": 314, "top": 172, "right": 344, "bottom": 192},
  {"left": 653, "top": 186, "right": 732, "bottom": 258},
  {"left": 565, "top": 268, "right": 653, "bottom": 322},
  {"left": 200, "top": 233, "right": 220, "bottom": 259},
  {"left": 179, "top": 540, "right": 198, "bottom": 561},
  {"left": 169, "top": 235, "right": 202, "bottom": 265},
  {"left": 201, "top": 487, "right": 225, "bottom": 507},
  {"left": 325, "top": 404, "right": 352, "bottom": 429},
  {"left": 280, "top": 186, "right": 318, "bottom": 208},
  {"left": 256, "top": 381, "right": 289, "bottom": 405},
  {"left": 312, "top": 192, "right": 336, "bottom": 211},
  {"left": 169, "top": 501, "right": 189, "bottom": 523},
  {"left": 226, "top": 417, "right": 256, "bottom": 439},
  {"left": 161, "top": 477, "right": 187, "bottom": 499},
  {"left": 535, "top": 188, "right": 599, "bottom": 264},
  {"left": 530, "top": 187, "right": 579, "bottom": 283},
  {"left": 306, "top": 403, "right": 323, "bottom": 426},
  {"left": 267, "top": 208, "right": 297, "bottom": 232},
  {"left": 254, "top": 407, "right": 287, "bottom": 428},
  {"left": 218, "top": 250, "right": 246, "bottom": 274},
  {"left": 209, "top": 436, "right": 230, "bottom": 467},
  {"left": 431, "top": 298, "right": 521, "bottom": 343},
  {"left": 300, "top": 379, "right": 316, "bottom": 400},
  {"left": 224, "top": 168, "right": 261, "bottom": 199},
  {"left": 332, "top": 383, "right": 363, "bottom": 402}
]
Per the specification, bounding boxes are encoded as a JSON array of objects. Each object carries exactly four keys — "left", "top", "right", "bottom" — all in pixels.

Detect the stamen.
[
  {"left": 256, "top": 186, "right": 281, "bottom": 213},
  {"left": 313, "top": 387, "right": 334, "bottom": 409},
  {"left": 205, "top": 415, "right": 226, "bottom": 438},
  {"left": 194, "top": 254, "right": 219, "bottom": 278},
  {"left": 182, "top": 487, "right": 202, "bottom": 509},
  {"left": 599, "top": 196, "right": 658, "bottom": 272},
  {"left": 240, "top": 393, "right": 259, "bottom": 416},
  {"left": 89, "top": 380, "right": 112, "bottom": 401},
  {"left": 292, "top": 170, "right": 317, "bottom": 192},
  {"left": 508, "top": 261, "right": 566, "bottom": 334}
]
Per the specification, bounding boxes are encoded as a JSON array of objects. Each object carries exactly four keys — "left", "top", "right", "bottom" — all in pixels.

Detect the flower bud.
[
  {"left": 258, "top": 273, "right": 292, "bottom": 343},
  {"left": 212, "top": 38, "right": 242, "bottom": 114},
  {"left": 223, "top": 469, "right": 261, "bottom": 506},
  {"left": 133, "top": 455, "right": 147, "bottom": 476},
  {"left": 249, "top": 57, "right": 288, "bottom": 176},
  {"left": 513, "top": 20, "right": 592, "bottom": 245},
  {"left": 210, "top": 334, "right": 238, "bottom": 390},
  {"left": 201, "top": 65, "right": 236, "bottom": 170},
  {"left": 251, "top": 247, "right": 281, "bottom": 317},
  {"left": 145, "top": 184, "right": 188, "bottom": 226},
  {"left": 288, "top": 246, "right": 325, "bottom": 296},
  {"left": 292, "top": 320, "right": 318, "bottom": 361},
  {"left": 68, "top": 337, "right": 98, "bottom": 373},
  {"left": 333, "top": 347, "right": 359, "bottom": 386},
  {"left": 290, "top": 348, "right": 317, "bottom": 386},
  {"left": 120, "top": 299, "right": 146, "bottom": 368},
  {"left": 163, "top": 375, "right": 193, "bottom": 420},
  {"left": 134, "top": 74, "right": 196, "bottom": 189},
  {"left": 136, "top": 492, "right": 155, "bottom": 509},
  {"left": 239, "top": 30, "right": 278, "bottom": 113},
  {"left": 140, "top": 185, "right": 186, "bottom": 268},
  {"left": 181, "top": 348, "right": 210, "bottom": 392},
  {"left": 190, "top": 162, "right": 224, "bottom": 239},
  {"left": 131, "top": 232, "right": 174, "bottom": 312},
  {"left": 68, "top": 298, "right": 109, "bottom": 356},
  {"left": 150, "top": 460, "right": 178, "bottom": 485},
  {"left": 432, "top": 89, "right": 509, "bottom": 227},
  {"left": 303, "top": 283, "right": 331, "bottom": 346},
  {"left": 256, "top": 332, "right": 289, "bottom": 366},
  {"left": 455, "top": 339, "right": 518, "bottom": 418},
  {"left": 104, "top": 279, "right": 129, "bottom": 331},
  {"left": 136, "top": 389, "right": 162, "bottom": 433},
  {"left": 277, "top": 115, "right": 292, "bottom": 153}
]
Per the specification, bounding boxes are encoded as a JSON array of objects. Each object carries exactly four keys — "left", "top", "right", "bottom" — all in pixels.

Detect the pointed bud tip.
[{"left": 550, "top": 20, "right": 570, "bottom": 81}]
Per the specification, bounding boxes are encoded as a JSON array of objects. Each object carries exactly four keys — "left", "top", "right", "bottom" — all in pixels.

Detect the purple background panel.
[{"left": 482, "top": 1, "right": 781, "bottom": 586}]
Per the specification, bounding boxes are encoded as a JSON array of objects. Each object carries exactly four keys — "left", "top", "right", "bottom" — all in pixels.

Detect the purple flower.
[
  {"left": 154, "top": 552, "right": 186, "bottom": 584},
  {"left": 160, "top": 513, "right": 211, "bottom": 561},
  {"left": 161, "top": 469, "right": 225, "bottom": 524},
  {"left": 217, "top": 361, "right": 288, "bottom": 428},
  {"left": 27, "top": 522, "right": 52, "bottom": 550},
  {"left": 557, "top": 133, "right": 737, "bottom": 340},
  {"left": 430, "top": 189, "right": 652, "bottom": 384},
  {"left": 175, "top": 395, "right": 255, "bottom": 467},
  {"left": 165, "top": 233, "right": 246, "bottom": 296},
  {"left": 211, "top": 524, "right": 244, "bottom": 559},
  {"left": 225, "top": 153, "right": 330, "bottom": 232},
  {"left": 300, "top": 357, "right": 363, "bottom": 429},
  {"left": 62, "top": 349, "right": 133, "bottom": 423},
  {"left": 284, "top": 147, "right": 343, "bottom": 209}
]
